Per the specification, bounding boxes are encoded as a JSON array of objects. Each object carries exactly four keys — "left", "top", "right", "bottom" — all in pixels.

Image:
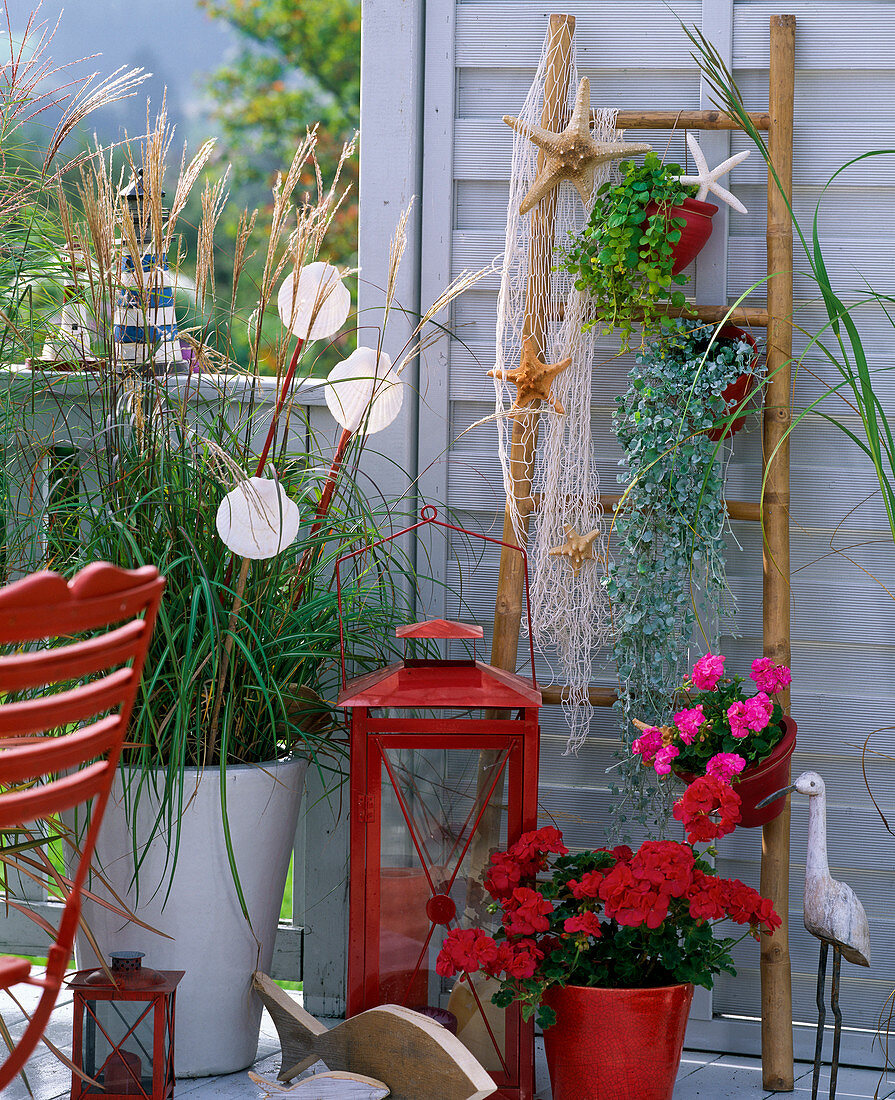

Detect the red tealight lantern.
[
  {"left": 69, "top": 952, "right": 183, "bottom": 1100},
  {"left": 336, "top": 509, "right": 541, "bottom": 1100}
]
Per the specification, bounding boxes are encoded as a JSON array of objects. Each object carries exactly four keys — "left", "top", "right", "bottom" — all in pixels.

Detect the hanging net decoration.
[{"left": 492, "top": 27, "right": 627, "bottom": 752}]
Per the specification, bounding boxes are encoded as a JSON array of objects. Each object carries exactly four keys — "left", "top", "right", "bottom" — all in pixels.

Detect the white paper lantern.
[
  {"left": 216, "top": 477, "right": 301, "bottom": 560},
  {"left": 277, "top": 261, "right": 351, "bottom": 342},
  {"left": 325, "top": 347, "right": 404, "bottom": 435}
]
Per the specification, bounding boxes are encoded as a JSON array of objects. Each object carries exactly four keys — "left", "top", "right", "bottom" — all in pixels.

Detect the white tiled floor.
[{"left": 5, "top": 986, "right": 893, "bottom": 1099}]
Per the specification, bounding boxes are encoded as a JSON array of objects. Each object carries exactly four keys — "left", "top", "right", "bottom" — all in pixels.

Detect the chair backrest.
[{"left": 0, "top": 561, "right": 164, "bottom": 1091}]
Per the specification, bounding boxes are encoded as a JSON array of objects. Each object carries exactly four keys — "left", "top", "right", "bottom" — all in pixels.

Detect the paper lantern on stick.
[
  {"left": 278, "top": 261, "right": 351, "bottom": 342},
  {"left": 325, "top": 347, "right": 404, "bottom": 435},
  {"left": 216, "top": 477, "right": 301, "bottom": 559}
]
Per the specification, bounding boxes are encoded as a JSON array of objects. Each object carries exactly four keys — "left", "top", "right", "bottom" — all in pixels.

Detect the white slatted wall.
[{"left": 409, "top": 0, "right": 895, "bottom": 1062}]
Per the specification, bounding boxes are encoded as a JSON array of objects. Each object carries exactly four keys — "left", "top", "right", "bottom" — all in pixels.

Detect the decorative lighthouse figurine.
[
  {"left": 113, "top": 168, "right": 185, "bottom": 373},
  {"left": 39, "top": 248, "right": 94, "bottom": 367}
]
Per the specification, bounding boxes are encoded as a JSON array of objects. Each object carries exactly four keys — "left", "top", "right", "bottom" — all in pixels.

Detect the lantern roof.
[{"left": 338, "top": 658, "right": 541, "bottom": 709}]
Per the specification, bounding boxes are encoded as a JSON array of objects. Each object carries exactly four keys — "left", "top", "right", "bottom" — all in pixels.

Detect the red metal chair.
[{"left": 0, "top": 562, "right": 164, "bottom": 1091}]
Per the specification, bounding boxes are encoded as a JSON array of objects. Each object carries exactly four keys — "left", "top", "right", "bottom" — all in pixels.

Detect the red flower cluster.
[
  {"left": 673, "top": 773, "right": 742, "bottom": 843},
  {"left": 564, "top": 910, "right": 602, "bottom": 938},
  {"left": 436, "top": 927, "right": 544, "bottom": 980},
  {"left": 484, "top": 826, "right": 567, "bottom": 900},
  {"left": 502, "top": 886, "right": 554, "bottom": 936},
  {"left": 599, "top": 842, "right": 695, "bottom": 929},
  {"left": 434, "top": 825, "right": 781, "bottom": 1006}
]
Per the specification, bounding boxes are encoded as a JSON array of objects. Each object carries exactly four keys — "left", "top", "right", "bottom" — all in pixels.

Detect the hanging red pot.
[
  {"left": 676, "top": 715, "right": 798, "bottom": 828},
  {"left": 542, "top": 982, "right": 693, "bottom": 1100},
  {"left": 643, "top": 196, "right": 718, "bottom": 275},
  {"left": 707, "top": 324, "right": 761, "bottom": 442}
]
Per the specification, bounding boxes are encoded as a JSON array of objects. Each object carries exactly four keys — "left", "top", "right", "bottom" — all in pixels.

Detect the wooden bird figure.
[
  {"left": 757, "top": 771, "right": 871, "bottom": 1100},
  {"left": 253, "top": 972, "right": 496, "bottom": 1100},
  {"left": 503, "top": 77, "right": 651, "bottom": 214},
  {"left": 249, "top": 1069, "right": 390, "bottom": 1098}
]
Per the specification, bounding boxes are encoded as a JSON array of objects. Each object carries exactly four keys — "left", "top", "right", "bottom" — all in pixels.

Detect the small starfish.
[
  {"left": 677, "top": 133, "right": 750, "bottom": 213},
  {"left": 488, "top": 335, "right": 572, "bottom": 414},
  {"left": 504, "top": 77, "right": 651, "bottom": 215},
  {"left": 548, "top": 525, "right": 601, "bottom": 574}
]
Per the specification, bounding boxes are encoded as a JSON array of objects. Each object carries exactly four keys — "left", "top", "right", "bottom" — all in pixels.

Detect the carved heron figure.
[{"left": 757, "top": 770, "right": 870, "bottom": 1100}]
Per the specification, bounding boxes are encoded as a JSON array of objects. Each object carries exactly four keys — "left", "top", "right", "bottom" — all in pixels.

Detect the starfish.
[
  {"left": 677, "top": 133, "right": 750, "bottom": 213},
  {"left": 504, "top": 77, "right": 651, "bottom": 215},
  {"left": 488, "top": 335, "right": 572, "bottom": 414},
  {"left": 548, "top": 525, "right": 601, "bottom": 574}
]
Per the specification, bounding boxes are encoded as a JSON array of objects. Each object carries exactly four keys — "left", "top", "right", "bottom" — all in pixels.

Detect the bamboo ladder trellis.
[{"left": 486, "top": 12, "right": 796, "bottom": 1091}]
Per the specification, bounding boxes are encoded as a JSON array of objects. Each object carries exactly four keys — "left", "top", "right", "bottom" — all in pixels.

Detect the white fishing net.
[{"left": 492, "top": 27, "right": 619, "bottom": 752}]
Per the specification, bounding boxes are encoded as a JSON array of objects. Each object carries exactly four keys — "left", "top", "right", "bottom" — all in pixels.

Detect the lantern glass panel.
[
  {"left": 378, "top": 743, "right": 513, "bottom": 1075},
  {"left": 81, "top": 998, "right": 166, "bottom": 1095}
]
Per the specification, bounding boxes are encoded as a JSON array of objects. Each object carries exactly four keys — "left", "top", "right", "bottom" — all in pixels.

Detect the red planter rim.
[{"left": 674, "top": 714, "right": 797, "bottom": 786}]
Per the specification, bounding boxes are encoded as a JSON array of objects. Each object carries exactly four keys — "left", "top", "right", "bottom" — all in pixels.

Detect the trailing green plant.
[
  {"left": 606, "top": 318, "right": 763, "bottom": 834},
  {"left": 561, "top": 152, "right": 696, "bottom": 350},
  {"left": 682, "top": 21, "right": 895, "bottom": 546}
]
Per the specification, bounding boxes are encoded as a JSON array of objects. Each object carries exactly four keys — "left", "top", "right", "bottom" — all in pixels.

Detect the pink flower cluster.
[
  {"left": 751, "top": 657, "right": 792, "bottom": 695},
  {"left": 692, "top": 653, "right": 725, "bottom": 690},
  {"left": 706, "top": 752, "right": 746, "bottom": 782},
  {"left": 673, "top": 705, "right": 705, "bottom": 744},
  {"left": 727, "top": 692, "right": 773, "bottom": 739}
]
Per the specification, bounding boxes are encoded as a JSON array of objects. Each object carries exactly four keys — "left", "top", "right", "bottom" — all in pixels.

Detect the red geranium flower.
[
  {"left": 563, "top": 910, "right": 603, "bottom": 938},
  {"left": 502, "top": 886, "right": 553, "bottom": 936},
  {"left": 673, "top": 774, "right": 742, "bottom": 843}
]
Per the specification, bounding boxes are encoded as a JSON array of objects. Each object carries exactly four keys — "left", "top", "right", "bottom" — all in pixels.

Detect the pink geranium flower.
[
  {"left": 692, "top": 653, "right": 725, "bottom": 691},
  {"left": 743, "top": 692, "right": 773, "bottom": 732},
  {"left": 750, "top": 657, "right": 792, "bottom": 695},
  {"left": 727, "top": 701, "right": 750, "bottom": 738},
  {"left": 654, "top": 743, "right": 680, "bottom": 776},
  {"left": 706, "top": 752, "right": 747, "bottom": 783},
  {"left": 674, "top": 705, "right": 705, "bottom": 745},
  {"left": 632, "top": 726, "right": 664, "bottom": 765}
]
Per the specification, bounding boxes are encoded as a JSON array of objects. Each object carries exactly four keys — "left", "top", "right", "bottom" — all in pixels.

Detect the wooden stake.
[
  {"left": 465, "top": 14, "right": 576, "bottom": 919},
  {"left": 761, "top": 13, "right": 796, "bottom": 1092}
]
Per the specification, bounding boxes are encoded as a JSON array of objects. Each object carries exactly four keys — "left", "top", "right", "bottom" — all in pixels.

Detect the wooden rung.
[
  {"left": 600, "top": 109, "right": 770, "bottom": 131},
  {"left": 554, "top": 302, "right": 769, "bottom": 328},
  {"left": 541, "top": 685, "right": 617, "bottom": 707},
  {"left": 664, "top": 304, "right": 769, "bottom": 328},
  {"left": 602, "top": 494, "right": 761, "bottom": 524}
]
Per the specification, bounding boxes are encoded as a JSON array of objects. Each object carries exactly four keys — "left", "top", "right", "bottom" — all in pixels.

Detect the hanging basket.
[
  {"left": 643, "top": 196, "right": 718, "bottom": 275},
  {"left": 542, "top": 983, "right": 693, "bottom": 1100},
  {"left": 676, "top": 716, "right": 798, "bottom": 828},
  {"left": 707, "top": 325, "right": 761, "bottom": 442}
]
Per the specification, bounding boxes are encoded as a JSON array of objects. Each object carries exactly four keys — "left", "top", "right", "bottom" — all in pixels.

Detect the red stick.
[
  {"left": 255, "top": 336, "right": 306, "bottom": 477},
  {"left": 222, "top": 337, "right": 305, "bottom": 592},
  {"left": 293, "top": 425, "right": 353, "bottom": 599}
]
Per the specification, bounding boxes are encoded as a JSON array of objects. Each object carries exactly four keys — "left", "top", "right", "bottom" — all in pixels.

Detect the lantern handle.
[{"left": 334, "top": 507, "right": 538, "bottom": 692}]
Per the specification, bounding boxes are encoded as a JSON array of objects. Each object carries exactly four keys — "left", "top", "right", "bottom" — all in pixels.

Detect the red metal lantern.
[
  {"left": 336, "top": 508, "right": 541, "bottom": 1100},
  {"left": 68, "top": 952, "right": 183, "bottom": 1100}
]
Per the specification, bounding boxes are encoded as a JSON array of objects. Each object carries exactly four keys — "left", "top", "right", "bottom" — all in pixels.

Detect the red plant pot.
[
  {"left": 707, "top": 325, "right": 760, "bottom": 442},
  {"left": 676, "top": 716, "right": 798, "bottom": 828},
  {"left": 643, "top": 196, "right": 718, "bottom": 276},
  {"left": 542, "top": 983, "right": 694, "bottom": 1100}
]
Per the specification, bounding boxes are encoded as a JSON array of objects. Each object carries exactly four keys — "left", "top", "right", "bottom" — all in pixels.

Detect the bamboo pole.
[
  {"left": 761, "top": 13, "right": 796, "bottom": 1092},
  {"left": 464, "top": 15, "right": 575, "bottom": 921},
  {"left": 553, "top": 300, "right": 771, "bottom": 327},
  {"left": 492, "top": 13, "right": 575, "bottom": 667},
  {"left": 603, "top": 108, "right": 771, "bottom": 130}
]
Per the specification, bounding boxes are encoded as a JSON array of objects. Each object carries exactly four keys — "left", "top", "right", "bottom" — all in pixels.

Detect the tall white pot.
[{"left": 74, "top": 756, "right": 308, "bottom": 1077}]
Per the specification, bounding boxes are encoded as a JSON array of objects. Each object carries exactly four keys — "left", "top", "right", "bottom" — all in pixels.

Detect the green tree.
[{"left": 199, "top": 0, "right": 360, "bottom": 267}]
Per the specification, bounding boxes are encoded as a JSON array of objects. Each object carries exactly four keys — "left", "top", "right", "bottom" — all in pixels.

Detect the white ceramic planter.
[{"left": 74, "top": 755, "right": 308, "bottom": 1077}]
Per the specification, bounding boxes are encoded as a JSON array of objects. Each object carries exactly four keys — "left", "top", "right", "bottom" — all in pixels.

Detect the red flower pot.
[
  {"left": 676, "top": 715, "right": 798, "bottom": 828},
  {"left": 733, "top": 715, "right": 798, "bottom": 827},
  {"left": 542, "top": 983, "right": 693, "bottom": 1100},
  {"left": 707, "top": 325, "right": 760, "bottom": 442},
  {"left": 643, "top": 197, "right": 718, "bottom": 275}
]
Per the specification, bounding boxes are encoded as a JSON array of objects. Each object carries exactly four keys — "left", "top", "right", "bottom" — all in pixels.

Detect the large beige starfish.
[
  {"left": 504, "top": 77, "right": 651, "bottom": 214},
  {"left": 488, "top": 335, "right": 572, "bottom": 414},
  {"left": 548, "top": 525, "right": 601, "bottom": 574}
]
